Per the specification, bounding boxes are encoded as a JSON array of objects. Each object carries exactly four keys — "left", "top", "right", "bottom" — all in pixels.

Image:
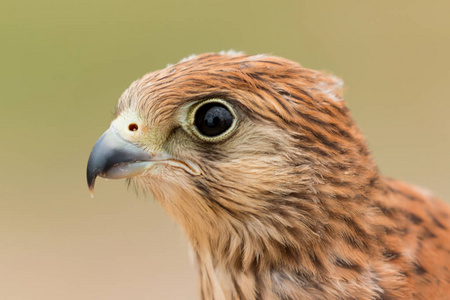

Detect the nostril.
[{"left": 128, "top": 123, "right": 139, "bottom": 132}]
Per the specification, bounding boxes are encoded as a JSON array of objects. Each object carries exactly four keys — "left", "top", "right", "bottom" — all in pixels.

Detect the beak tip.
[
  {"left": 87, "top": 167, "right": 97, "bottom": 198},
  {"left": 88, "top": 184, "right": 95, "bottom": 198}
]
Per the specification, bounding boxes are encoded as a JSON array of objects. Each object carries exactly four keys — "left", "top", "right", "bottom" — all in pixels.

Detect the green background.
[{"left": 2, "top": 1, "right": 449, "bottom": 299}]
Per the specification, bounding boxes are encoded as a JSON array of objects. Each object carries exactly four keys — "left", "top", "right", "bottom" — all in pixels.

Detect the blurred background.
[{"left": 1, "top": 1, "right": 449, "bottom": 299}]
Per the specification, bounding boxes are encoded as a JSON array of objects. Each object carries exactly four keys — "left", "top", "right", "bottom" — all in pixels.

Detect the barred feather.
[{"left": 112, "top": 53, "right": 450, "bottom": 299}]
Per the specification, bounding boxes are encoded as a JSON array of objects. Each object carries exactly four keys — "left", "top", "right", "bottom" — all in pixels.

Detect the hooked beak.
[
  {"left": 86, "top": 127, "right": 200, "bottom": 197},
  {"left": 86, "top": 128, "right": 154, "bottom": 197}
]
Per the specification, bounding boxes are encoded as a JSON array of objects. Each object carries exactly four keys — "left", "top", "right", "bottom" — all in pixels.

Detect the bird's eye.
[
  {"left": 187, "top": 99, "right": 237, "bottom": 142},
  {"left": 194, "top": 102, "right": 233, "bottom": 136}
]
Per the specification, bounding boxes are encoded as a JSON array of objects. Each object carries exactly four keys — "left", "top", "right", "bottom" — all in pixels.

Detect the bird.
[{"left": 87, "top": 51, "right": 450, "bottom": 300}]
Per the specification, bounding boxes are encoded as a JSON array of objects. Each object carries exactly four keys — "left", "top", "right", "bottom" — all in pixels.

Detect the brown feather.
[{"left": 112, "top": 52, "right": 450, "bottom": 299}]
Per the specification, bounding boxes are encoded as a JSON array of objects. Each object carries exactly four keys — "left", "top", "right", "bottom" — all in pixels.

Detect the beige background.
[{"left": 1, "top": 1, "right": 449, "bottom": 299}]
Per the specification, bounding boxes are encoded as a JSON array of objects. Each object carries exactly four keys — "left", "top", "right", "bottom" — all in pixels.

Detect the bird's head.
[{"left": 87, "top": 52, "right": 378, "bottom": 259}]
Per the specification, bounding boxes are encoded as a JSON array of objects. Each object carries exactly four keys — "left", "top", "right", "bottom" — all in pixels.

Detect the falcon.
[{"left": 87, "top": 52, "right": 450, "bottom": 299}]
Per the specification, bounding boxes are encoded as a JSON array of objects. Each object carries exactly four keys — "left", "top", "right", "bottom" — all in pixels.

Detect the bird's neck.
[
  {"left": 186, "top": 177, "right": 392, "bottom": 300},
  {"left": 158, "top": 150, "right": 390, "bottom": 299},
  {"left": 192, "top": 225, "right": 384, "bottom": 300}
]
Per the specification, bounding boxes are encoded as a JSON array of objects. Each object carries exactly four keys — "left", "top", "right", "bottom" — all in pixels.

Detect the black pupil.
[{"left": 194, "top": 103, "right": 234, "bottom": 137}]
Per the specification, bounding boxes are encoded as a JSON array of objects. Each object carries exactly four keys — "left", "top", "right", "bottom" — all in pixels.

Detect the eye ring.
[{"left": 185, "top": 99, "right": 238, "bottom": 142}]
